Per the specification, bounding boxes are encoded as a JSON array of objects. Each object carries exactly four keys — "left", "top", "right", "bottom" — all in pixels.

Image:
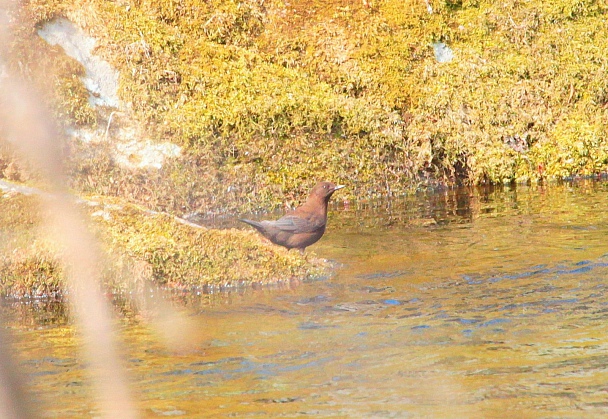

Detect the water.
[{"left": 4, "top": 182, "right": 608, "bottom": 417}]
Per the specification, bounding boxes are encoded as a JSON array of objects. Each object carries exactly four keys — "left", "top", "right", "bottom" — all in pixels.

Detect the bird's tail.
[{"left": 238, "top": 218, "right": 264, "bottom": 231}]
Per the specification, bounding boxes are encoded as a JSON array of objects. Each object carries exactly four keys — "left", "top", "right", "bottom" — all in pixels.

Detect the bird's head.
[{"left": 310, "top": 181, "right": 345, "bottom": 201}]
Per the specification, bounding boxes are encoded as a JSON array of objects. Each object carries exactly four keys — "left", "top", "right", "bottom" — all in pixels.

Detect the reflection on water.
[{"left": 4, "top": 181, "right": 608, "bottom": 417}]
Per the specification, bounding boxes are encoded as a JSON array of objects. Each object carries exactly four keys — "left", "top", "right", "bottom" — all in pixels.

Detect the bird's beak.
[{"left": 333, "top": 185, "right": 345, "bottom": 191}]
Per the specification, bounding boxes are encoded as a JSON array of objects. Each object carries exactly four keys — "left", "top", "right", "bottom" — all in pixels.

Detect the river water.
[{"left": 3, "top": 182, "right": 608, "bottom": 417}]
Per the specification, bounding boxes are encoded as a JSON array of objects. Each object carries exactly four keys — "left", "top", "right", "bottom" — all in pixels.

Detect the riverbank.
[
  {"left": 0, "top": 190, "right": 326, "bottom": 298},
  {"left": 3, "top": 0, "right": 608, "bottom": 295},
  {"left": 5, "top": 0, "right": 608, "bottom": 214}
]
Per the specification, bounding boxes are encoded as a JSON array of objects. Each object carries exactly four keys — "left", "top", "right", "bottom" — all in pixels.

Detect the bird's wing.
[{"left": 268, "top": 215, "right": 324, "bottom": 233}]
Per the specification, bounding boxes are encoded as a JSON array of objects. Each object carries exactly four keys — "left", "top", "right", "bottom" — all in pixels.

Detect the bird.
[{"left": 239, "top": 181, "right": 345, "bottom": 254}]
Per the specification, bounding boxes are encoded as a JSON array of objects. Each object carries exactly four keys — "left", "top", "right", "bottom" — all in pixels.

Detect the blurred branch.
[{"left": 0, "top": 1, "right": 137, "bottom": 417}]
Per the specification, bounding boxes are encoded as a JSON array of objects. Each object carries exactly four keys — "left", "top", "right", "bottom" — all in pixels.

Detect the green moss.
[
  {"left": 0, "top": 194, "right": 324, "bottom": 297},
  {"left": 9, "top": 0, "right": 608, "bottom": 295},
  {"left": 539, "top": 113, "right": 608, "bottom": 178},
  {"left": 97, "top": 202, "right": 317, "bottom": 288},
  {"left": 9, "top": 0, "right": 608, "bottom": 214}
]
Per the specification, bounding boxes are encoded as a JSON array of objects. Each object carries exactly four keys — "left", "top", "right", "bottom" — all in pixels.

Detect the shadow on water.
[{"left": 5, "top": 180, "right": 608, "bottom": 417}]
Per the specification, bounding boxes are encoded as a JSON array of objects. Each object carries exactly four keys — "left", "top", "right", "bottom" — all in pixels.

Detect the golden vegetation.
[
  {"left": 0, "top": 194, "right": 322, "bottom": 297},
  {"left": 8, "top": 0, "right": 608, "bottom": 212},
  {"left": 98, "top": 201, "right": 319, "bottom": 290},
  {"left": 0, "top": 195, "right": 62, "bottom": 297},
  {"left": 3, "top": 0, "right": 608, "bottom": 294}
]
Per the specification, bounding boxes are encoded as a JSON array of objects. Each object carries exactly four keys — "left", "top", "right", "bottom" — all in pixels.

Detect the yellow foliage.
[{"left": 7, "top": 0, "right": 608, "bottom": 212}]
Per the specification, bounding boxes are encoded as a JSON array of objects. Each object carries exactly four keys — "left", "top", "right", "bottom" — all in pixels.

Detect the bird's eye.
[{"left": 323, "top": 185, "right": 327, "bottom": 189}]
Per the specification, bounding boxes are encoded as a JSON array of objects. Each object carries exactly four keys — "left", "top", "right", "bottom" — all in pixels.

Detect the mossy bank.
[
  {"left": 5, "top": 0, "right": 608, "bottom": 214},
  {"left": 0, "top": 193, "right": 321, "bottom": 298},
  {"left": 3, "top": 0, "right": 608, "bottom": 295}
]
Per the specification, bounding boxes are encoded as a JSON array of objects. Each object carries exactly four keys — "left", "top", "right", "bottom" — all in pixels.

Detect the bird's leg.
[{"left": 298, "top": 248, "right": 305, "bottom": 256}]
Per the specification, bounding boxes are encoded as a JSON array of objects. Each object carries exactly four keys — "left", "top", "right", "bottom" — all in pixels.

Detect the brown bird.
[{"left": 239, "top": 181, "right": 345, "bottom": 254}]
